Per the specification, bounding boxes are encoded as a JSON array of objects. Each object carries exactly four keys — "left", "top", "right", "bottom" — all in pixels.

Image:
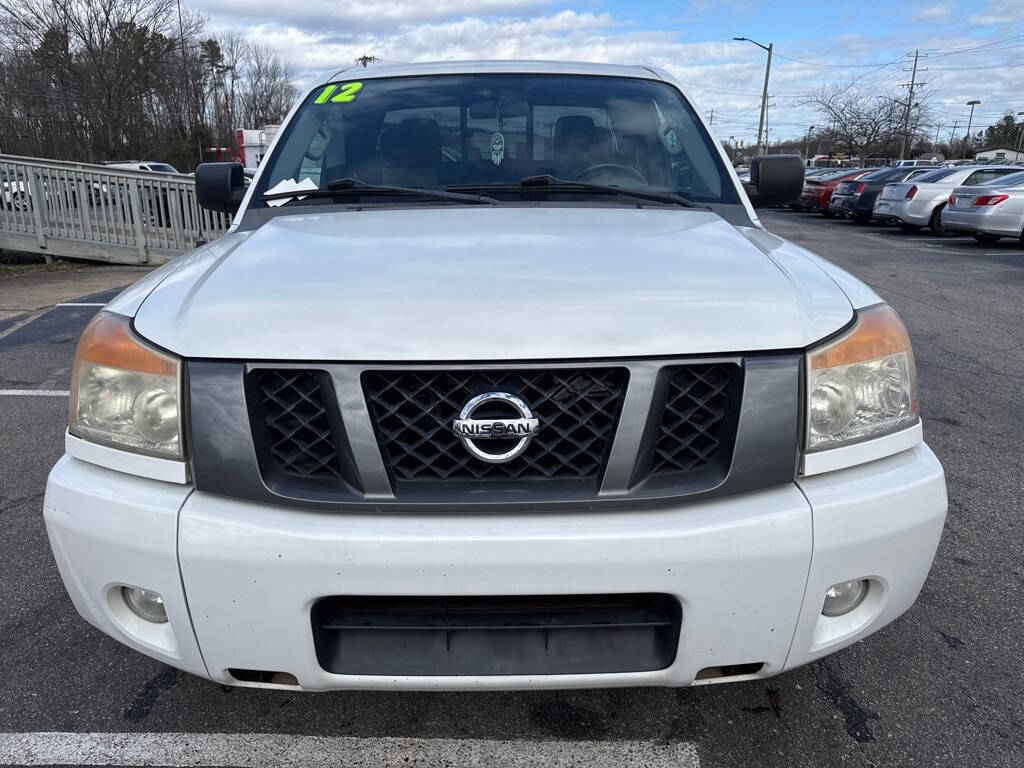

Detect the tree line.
[{"left": 0, "top": 0, "right": 297, "bottom": 171}]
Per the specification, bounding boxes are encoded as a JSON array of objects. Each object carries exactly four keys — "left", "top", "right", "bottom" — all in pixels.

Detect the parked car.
[
  {"left": 872, "top": 165, "right": 1024, "bottom": 236},
  {"left": 828, "top": 166, "right": 934, "bottom": 223},
  {"left": 799, "top": 167, "right": 868, "bottom": 216},
  {"left": 939, "top": 170, "right": 1024, "bottom": 243},
  {"left": 44, "top": 60, "right": 946, "bottom": 691},
  {"left": 106, "top": 161, "right": 181, "bottom": 174},
  {"left": 890, "top": 159, "right": 938, "bottom": 168},
  {"left": 788, "top": 167, "right": 834, "bottom": 209},
  {"left": 1, "top": 170, "right": 29, "bottom": 211}
]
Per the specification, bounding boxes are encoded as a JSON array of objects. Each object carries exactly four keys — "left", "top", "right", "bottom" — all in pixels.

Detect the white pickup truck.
[{"left": 44, "top": 60, "right": 946, "bottom": 691}]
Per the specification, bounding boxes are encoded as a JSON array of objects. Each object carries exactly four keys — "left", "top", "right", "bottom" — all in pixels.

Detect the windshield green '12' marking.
[
  {"left": 331, "top": 82, "right": 363, "bottom": 103},
  {"left": 314, "top": 82, "right": 363, "bottom": 105},
  {"left": 313, "top": 84, "right": 337, "bottom": 104}
]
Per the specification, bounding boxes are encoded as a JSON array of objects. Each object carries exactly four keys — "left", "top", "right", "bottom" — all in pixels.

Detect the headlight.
[
  {"left": 806, "top": 304, "right": 917, "bottom": 451},
  {"left": 70, "top": 313, "right": 183, "bottom": 459}
]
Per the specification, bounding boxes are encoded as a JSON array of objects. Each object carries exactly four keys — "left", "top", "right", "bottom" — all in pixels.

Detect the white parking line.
[
  {"left": 0, "top": 309, "right": 50, "bottom": 342},
  {"left": 0, "top": 732, "right": 700, "bottom": 767},
  {"left": 0, "top": 389, "right": 69, "bottom": 397}
]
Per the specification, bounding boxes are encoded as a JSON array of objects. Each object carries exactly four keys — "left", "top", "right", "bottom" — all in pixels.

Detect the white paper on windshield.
[{"left": 264, "top": 177, "right": 318, "bottom": 207}]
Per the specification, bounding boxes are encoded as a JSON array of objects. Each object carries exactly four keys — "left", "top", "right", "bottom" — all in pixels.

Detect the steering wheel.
[{"left": 572, "top": 163, "right": 648, "bottom": 185}]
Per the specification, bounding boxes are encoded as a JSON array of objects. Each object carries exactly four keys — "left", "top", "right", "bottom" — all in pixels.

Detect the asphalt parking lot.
[{"left": 1, "top": 210, "right": 1022, "bottom": 768}]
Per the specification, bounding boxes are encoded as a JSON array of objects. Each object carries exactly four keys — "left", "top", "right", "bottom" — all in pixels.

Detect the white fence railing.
[{"left": 0, "top": 154, "right": 231, "bottom": 264}]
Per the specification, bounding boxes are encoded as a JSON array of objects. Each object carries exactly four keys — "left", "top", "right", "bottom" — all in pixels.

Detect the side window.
[{"left": 297, "top": 123, "right": 333, "bottom": 186}]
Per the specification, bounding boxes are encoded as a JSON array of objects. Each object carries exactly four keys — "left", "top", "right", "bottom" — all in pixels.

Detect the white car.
[
  {"left": 105, "top": 162, "right": 181, "bottom": 174},
  {"left": 1, "top": 171, "right": 28, "bottom": 211},
  {"left": 44, "top": 61, "right": 946, "bottom": 691},
  {"left": 873, "top": 165, "right": 1024, "bottom": 235}
]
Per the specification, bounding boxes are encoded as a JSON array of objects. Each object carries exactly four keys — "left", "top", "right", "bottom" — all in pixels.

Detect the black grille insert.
[
  {"left": 362, "top": 368, "right": 628, "bottom": 485},
  {"left": 650, "top": 364, "right": 739, "bottom": 476},
  {"left": 312, "top": 594, "right": 682, "bottom": 676},
  {"left": 252, "top": 369, "right": 346, "bottom": 484}
]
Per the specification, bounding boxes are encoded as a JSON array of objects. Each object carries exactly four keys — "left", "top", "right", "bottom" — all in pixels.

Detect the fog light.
[
  {"left": 822, "top": 579, "right": 868, "bottom": 617},
  {"left": 122, "top": 586, "right": 168, "bottom": 623}
]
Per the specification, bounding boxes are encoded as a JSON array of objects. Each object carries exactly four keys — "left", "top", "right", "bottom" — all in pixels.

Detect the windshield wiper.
[
  {"left": 448, "top": 175, "right": 709, "bottom": 209},
  {"left": 262, "top": 177, "right": 499, "bottom": 205}
]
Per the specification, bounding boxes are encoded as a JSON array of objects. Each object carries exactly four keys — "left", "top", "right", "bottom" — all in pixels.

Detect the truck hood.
[{"left": 132, "top": 207, "right": 854, "bottom": 361}]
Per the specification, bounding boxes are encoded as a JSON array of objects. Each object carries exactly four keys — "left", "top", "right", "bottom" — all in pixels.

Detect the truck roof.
[{"left": 323, "top": 59, "right": 666, "bottom": 84}]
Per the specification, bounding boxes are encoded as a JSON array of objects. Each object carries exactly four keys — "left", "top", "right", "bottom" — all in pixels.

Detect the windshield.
[
  {"left": 146, "top": 163, "right": 178, "bottom": 174},
  {"left": 253, "top": 74, "right": 740, "bottom": 207}
]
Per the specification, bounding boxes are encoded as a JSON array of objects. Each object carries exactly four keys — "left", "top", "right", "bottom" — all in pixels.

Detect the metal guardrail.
[{"left": 0, "top": 154, "right": 231, "bottom": 264}]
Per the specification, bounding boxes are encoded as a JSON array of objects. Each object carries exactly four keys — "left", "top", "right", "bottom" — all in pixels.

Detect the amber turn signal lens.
[
  {"left": 74, "top": 313, "right": 177, "bottom": 376},
  {"left": 810, "top": 304, "right": 913, "bottom": 370}
]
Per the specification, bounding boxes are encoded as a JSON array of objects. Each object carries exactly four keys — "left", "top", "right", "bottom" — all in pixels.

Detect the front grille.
[
  {"left": 362, "top": 368, "right": 628, "bottom": 484},
  {"left": 651, "top": 364, "right": 737, "bottom": 476},
  {"left": 252, "top": 369, "right": 344, "bottom": 483},
  {"left": 311, "top": 594, "right": 682, "bottom": 676}
]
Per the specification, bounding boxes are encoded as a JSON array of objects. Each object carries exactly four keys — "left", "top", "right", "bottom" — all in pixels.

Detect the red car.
[{"left": 800, "top": 168, "right": 870, "bottom": 217}]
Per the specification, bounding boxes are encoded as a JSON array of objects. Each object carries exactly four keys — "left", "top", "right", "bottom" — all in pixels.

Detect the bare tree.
[
  {"left": 0, "top": 0, "right": 297, "bottom": 169},
  {"left": 804, "top": 82, "right": 930, "bottom": 161},
  {"left": 238, "top": 43, "right": 296, "bottom": 128}
]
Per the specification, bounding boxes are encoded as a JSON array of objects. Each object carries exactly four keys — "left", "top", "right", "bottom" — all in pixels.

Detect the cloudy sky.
[{"left": 191, "top": 0, "right": 1024, "bottom": 144}]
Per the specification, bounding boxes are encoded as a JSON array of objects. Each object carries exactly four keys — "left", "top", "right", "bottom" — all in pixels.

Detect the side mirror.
[
  {"left": 745, "top": 154, "right": 805, "bottom": 207},
  {"left": 195, "top": 162, "right": 246, "bottom": 213}
]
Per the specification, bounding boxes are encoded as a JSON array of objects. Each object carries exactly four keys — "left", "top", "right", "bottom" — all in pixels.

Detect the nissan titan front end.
[{"left": 43, "top": 61, "right": 947, "bottom": 691}]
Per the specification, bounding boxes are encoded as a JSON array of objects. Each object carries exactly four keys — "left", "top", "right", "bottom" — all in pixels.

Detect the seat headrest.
[
  {"left": 553, "top": 116, "right": 597, "bottom": 154},
  {"left": 382, "top": 118, "right": 441, "bottom": 166}
]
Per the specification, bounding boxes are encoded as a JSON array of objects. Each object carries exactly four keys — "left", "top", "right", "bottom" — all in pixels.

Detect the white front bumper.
[{"left": 44, "top": 445, "right": 946, "bottom": 690}]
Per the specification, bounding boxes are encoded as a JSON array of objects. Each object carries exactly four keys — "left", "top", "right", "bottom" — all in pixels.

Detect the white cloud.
[
  {"left": 192, "top": 0, "right": 553, "bottom": 32},
  {"left": 201, "top": 2, "right": 1024, "bottom": 144},
  {"left": 915, "top": 2, "right": 955, "bottom": 22},
  {"left": 969, "top": 0, "right": 1024, "bottom": 26}
]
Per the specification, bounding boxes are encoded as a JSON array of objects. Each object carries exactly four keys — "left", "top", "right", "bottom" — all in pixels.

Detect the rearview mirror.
[
  {"left": 745, "top": 155, "right": 805, "bottom": 208},
  {"left": 468, "top": 98, "right": 530, "bottom": 119},
  {"left": 195, "top": 162, "right": 247, "bottom": 214}
]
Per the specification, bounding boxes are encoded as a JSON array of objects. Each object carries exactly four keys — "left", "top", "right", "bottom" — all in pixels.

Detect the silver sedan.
[
  {"left": 940, "top": 170, "right": 1024, "bottom": 244},
  {"left": 872, "top": 165, "right": 1024, "bottom": 235}
]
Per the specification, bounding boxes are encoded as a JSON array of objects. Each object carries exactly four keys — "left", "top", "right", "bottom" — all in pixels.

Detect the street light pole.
[
  {"left": 804, "top": 125, "right": 816, "bottom": 163},
  {"left": 962, "top": 99, "right": 980, "bottom": 160},
  {"left": 733, "top": 37, "right": 773, "bottom": 156},
  {"left": 1016, "top": 111, "right": 1024, "bottom": 158}
]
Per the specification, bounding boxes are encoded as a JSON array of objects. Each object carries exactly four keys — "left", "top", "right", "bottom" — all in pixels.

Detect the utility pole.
[
  {"left": 733, "top": 37, "right": 773, "bottom": 155},
  {"left": 708, "top": 108, "right": 714, "bottom": 127},
  {"left": 898, "top": 50, "right": 925, "bottom": 160},
  {"left": 1015, "top": 112, "right": 1024, "bottom": 157},
  {"left": 962, "top": 100, "right": 980, "bottom": 159},
  {"left": 933, "top": 122, "right": 941, "bottom": 149},
  {"left": 949, "top": 119, "right": 958, "bottom": 147}
]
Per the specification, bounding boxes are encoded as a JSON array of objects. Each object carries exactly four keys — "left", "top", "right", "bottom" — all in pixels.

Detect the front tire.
[
  {"left": 972, "top": 232, "right": 1000, "bottom": 244},
  {"left": 929, "top": 204, "right": 955, "bottom": 237}
]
